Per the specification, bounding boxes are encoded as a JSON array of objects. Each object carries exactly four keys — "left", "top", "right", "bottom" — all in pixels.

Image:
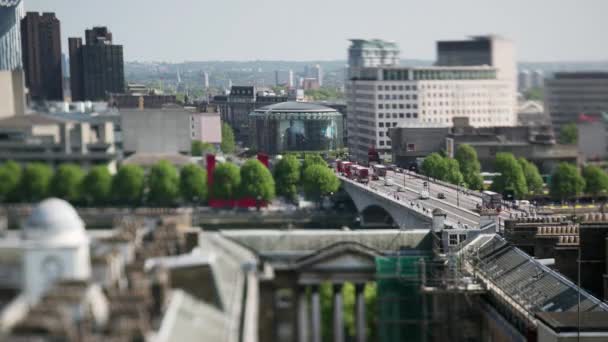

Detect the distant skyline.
[{"left": 25, "top": 0, "right": 608, "bottom": 63}]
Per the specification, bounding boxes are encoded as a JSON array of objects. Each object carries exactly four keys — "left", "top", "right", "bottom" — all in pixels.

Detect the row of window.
[
  {"left": 421, "top": 109, "right": 510, "bottom": 115},
  {"left": 378, "top": 94, "right": 419, "bottom": 100},
  {"left": 379, "top": 113, "right": 419, "bottom": 119},
  {"left": 378, "top": 103, "right": 419, "bottom": 109},
  {"left": 378, "top": 122, "right": 399, "bottom": 128},
  {"left": 378, "top": 85, "right": 418, "bottom": 91}
]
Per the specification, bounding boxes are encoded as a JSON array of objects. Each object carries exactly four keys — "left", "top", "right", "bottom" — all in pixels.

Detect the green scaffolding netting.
[{"left": 375, "top": 253, "right": 432, "bottom": 342}]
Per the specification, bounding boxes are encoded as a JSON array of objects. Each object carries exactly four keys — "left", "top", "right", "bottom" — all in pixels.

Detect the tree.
[
  {"left": 273, "top": 155, "right": 301, "bottom": 200},
  {"left": 147, "top": 160, "right": 180, "bottom": 206},
  {"left": 421, "top": 153, "right": 448, "bottom": 180},
  {"left": 518, "top": 158, "right": 544, "bottom": 195},
  {"left": 582, "top": 165, "right": 608, "bottom": 198},
  {"left": 444, "top": 158, "right": 464, "bottom": 185},
  {"left": 0, "top": 161, "right": 21, "bottom": 202},
  {"left": 81, "top": 166, "right": 112, "bottom": 206},
  {"left": 19, "top": 163, "right": 53, "bottom": 202},
  {"left": 491, "top": 153, "right": 528, "bottom": 198},
  {"left": 301, "top": 153, "right": 326, "bottom": 171},
  {"left": 239, "top": 159, "right": 275, "bottom": 201},
  {"left": 559, "top": 123, "right": 578, "bottom": 144},
  {"left": 191, "top": 141, "right": 215, "bottom": 156},
  {"left": 550, "top": 163, "right": 585, "bottom": 201},
  {"left": 301, "top": 164, "right": 340, "bottom": 202},
  {"left": 212, "top": 163, "right": 241, "bottom": 200},
  {"left": 220, "top": 123, "right": 236, "bottom": 154},
  {"left": 455, "top": 144, "right": 483, "bottom": 190},
  {"left": 180, "top": 164, "right": 208, "bottom": 204},
  {"left": 50, "top": 164, "right": 85, "bottom": 203},
  {"left": 112, "top": 165, "right": 145, "bottom": 206},
  {"left": 524, "top": 87, "right": 543, "bottom": 101}
]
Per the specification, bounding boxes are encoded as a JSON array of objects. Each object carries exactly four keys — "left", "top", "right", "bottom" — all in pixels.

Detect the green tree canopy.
[
  {"left": 19, "top": 163, "right": 53, "bottom": 202},
  {"left": 0, "top": 161, "right": 21, "bottom": 202},
  {"left": 220, "top": 123, "right": 236, "bottom": 154},
  {"left": 191, "top": 141, "right": 216, "bottom": 156},
  {"left": 304, "top": 87, "right": 344, "bottom": 101},
  {"left": 50, "top": 163, "right": 85, "bottom": 203},
  {"left": 273, "top": 155, "right": 301, "bottom": 200},
  {"left": 491, "top": 153, "right": 528, "bottom": 198},
  {"left": 559, "top": 123, "right": 578, "bottom": 144},
  {"left": 147, "top": 160, "right": 180, "bottom": 206},
  {"left": 421, "top": 153, "right": 448, "bottom": 180},
  {"left": 81, "top": 165, "right": 112, "bottom": 206},
  {"left": 301, "top": 153, "right": 327, "bottom": 171},
  {"left": 302, "top": 164, "right": 340, "bottom": 202},
  {"left": 582, "top": 165, "right": 608, "bottom": 197},
  {"left": 455, "top": 144, "right": 483, "bottom": 190},
  {"left": 550, "top": 163, "right": 585, "bottom": 201},
  {"left": 444, "top": 158, "right": 464, "bottom": 185},
  {"left": 212, "top": 163, "right": 241, "bottom": 200},
  {"left": 524, "top": 87, "right": 543, "bottom": 101},
  {"left": 239, "top": 159, "right": 275, "bottom": 201},
  {"left": 112, "top": 164, "right": 145, "bottom": 206},
  {"left": 518, "top": 158, "right": 544, "bottom": 195},
  {"left": 180, "top": 164, "right": 208, "bottom": 203}
]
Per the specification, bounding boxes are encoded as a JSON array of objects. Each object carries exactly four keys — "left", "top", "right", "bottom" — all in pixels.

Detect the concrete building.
[
  {"left": 390, "top": 119, "right": 579, "bottom": 173},
  {"left": 249, "top": 101, "right": 343, "bottom": 155},
  {"left": 577, "top": 113, "right": 608, "bottom": 161},
  {"left": 531, "top": 69, "right": 544, "bottom": 89},
  {"left": 346, "top": 36, "right": 517, "bottom": 162},
  {"left": 0, "top": 69, "right": 26, "bottom": 118},
  {"left": 0, "top": 0, "right": 24, "bottom": 71},
  {"left": 314, "top": 64, "right": 323, "bottom": 86},
  {"left": 545, "top": 72, "right": 608, "bottom": 138},
  {"left": 302, "top": 78, "right": 320, "bottom": 90},
  {"left": 69, "top": 26, "right": 125, "bottom": 101},
  {"left": 190, "top": 105, "right": 222, "bottom": 145},
  {"left": 0, "top": 112, "right": 117, "bottom": 169},
  {"left": 203, "top": 71, "right": 209, "bottom": 89},
  {"left": 20, "top": 12, "right": 63, "bottom": 101},
  {"left": 518, "top": 69, "right": 532, "bottom": 92},
  {"left": 212, "top": 86, "right": 288, "bottom": 142}
]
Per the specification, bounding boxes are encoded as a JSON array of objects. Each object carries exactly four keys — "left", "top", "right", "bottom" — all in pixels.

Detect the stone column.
[
  {"left": 355, "top": 283, "right": 366, "bottom": 342},
  {"left": 311, "top": 285, "right": 322, "bottom": 342},
  {"left": 297, "top": 286, "right": 309, "bottom": 342},
  {"left": 333, "top": 283, "right": 344, "bottom": 342}
]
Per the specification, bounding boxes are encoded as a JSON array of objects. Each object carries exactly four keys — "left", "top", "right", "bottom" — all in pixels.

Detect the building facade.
[
  {"left": 20, "top": 12, "right": 63, "bottom": 101},
  {"left": 0, "top": 0, "right": 24, "bottom": 71},
  {"left": 69, "top": 26, "right": 125, "bottom": 101},
  {"left": 250, "top": 101, "right": 343, "bottom": 155},
  {"left": 346, "top": 37, "right": 517, "bottom": 162},
  {"left": 545, "top": 72, "right": 608, "bottom": 138}
]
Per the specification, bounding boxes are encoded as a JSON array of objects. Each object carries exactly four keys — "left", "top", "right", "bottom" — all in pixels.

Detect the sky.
[{"left": 25, "top": 0, "right": 608, "bottom": 63}]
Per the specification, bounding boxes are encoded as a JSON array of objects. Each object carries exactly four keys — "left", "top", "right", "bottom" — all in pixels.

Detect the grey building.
[
  {"left": 390, "top": 119, "right": 579, "bottom": 173},
  {"left": 545, "top": 72, "right": 608, "bottom": 139},
  {"left": 212, "top": 86, "right": 287, "bottom": 143},
  {"left": 0, "top": 0, "right": 24, "bottom": 71}
]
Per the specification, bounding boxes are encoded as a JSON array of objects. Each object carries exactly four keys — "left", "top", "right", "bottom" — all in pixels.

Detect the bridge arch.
[{"left": 360, "top": 205, "right": 396, "bottom": 228}]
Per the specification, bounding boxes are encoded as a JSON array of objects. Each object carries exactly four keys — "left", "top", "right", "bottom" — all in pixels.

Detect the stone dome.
[{"left": 23, "top": 198, "right": 87, "bottom": 244}]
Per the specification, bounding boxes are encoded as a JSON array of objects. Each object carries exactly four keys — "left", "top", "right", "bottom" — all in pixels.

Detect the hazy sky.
[{"left": 25, "top": 0, "right": 608, "bottom": 63}]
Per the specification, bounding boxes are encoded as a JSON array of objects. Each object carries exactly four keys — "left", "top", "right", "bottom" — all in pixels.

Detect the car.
[
  {"left": 420, "top": 190, "right": 430, "bottom": 199},
  {"left": 437, "top": 192, "right": 446, "bottom": 199}
]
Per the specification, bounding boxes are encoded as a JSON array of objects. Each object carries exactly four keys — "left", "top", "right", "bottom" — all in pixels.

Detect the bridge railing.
[{"left": 405, "top": 171, "right": 484, "bottom": 198}]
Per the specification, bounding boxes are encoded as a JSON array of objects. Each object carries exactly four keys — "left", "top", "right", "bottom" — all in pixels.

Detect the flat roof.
[{"left": 536, "top": 312, "right": 608, "bottom": 333}]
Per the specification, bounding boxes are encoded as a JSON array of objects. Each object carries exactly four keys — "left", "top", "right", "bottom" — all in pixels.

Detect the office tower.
[
  {"left": 545, "top": 72, "right": 608, "bottom": 137},
  {"left": 20, "top": 12, "right": 63, "bottom": 100},
  {"left": 518, "top": 69, "right": 532, "bottom": 92},
  {"left": 287, "top": 69, "right": 294, "bottom": 88},
  {"left": 203, "top": 71, "right": 209, "bottom": 89},
  {"left": 314, "top": 64, "right": 323, "bottom": 86},
  {"left": 69, "top": 26, "right": 124, "bottom": 101},
  {"left": 0, "top": 0, "right": 24, "bottom": 70},
  {"left": 531, "top": 69, "right": 544, "bottom": 89},
  {"left": 346, "top": 38, "right": 516, "bottom": 162}
]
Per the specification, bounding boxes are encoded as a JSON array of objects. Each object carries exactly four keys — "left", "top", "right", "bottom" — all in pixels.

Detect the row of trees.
[
  {"left": 420, "top": 145, "right": 483, "bottom": 189},
  {"left": 490, "top": 153, "right": 544, "bottom": 198},
  {"left": 0, "top": 153, "right": 341, "bottom": 206}
]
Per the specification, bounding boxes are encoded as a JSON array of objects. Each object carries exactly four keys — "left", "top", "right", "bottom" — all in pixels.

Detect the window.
[
  {"left": 398, "top": 85, "right": 403, "bottom": 90},
  {"left": 378, "top": 104, "right": 384, "bottom": 109},
  {"left": 379, "top": 141, "right": 385, "bottom": 146},
  {"left": 448, "top": 234, "right": 459, "bottom": 246},
  {"left": 377, "top": 85, "right": 383, "bottom": 90},
  {"left": 391, "top": 85, "right": 397, "bottom": 91},
  {"left": 399, "top": 113, "right": 404, "bottom": 118},
  {"left": 379, "top": 132, "right": 384, "bottom": 137},
  {"left": 399, "top": 95, "right": 404, "bottom": 100},
  {"left": 413, "top": 113, "right": 418, "bottom": 118},
  {"left": 378, "top": 94, "right": 383, "bottom": 99},
  {"left": 392, "top": 104, "right": 397, "bottom": 109},
  {"left": 379, "top": 122, "right": 384, "bottom": 127},
  {"left": 393, "top": 122, "right": 397, "bottom": 127},
  {"left": 406, "top": 113, "right": 411, "bottom": 118},
  {"left": 407, "top": 143, "right": 415, "bottom": 151},
  {"left": 379, "top": 113, "right": 384, "bottom": 118},
  {"left": 405, "top": 85, "right": 410, "bottom": 90},
  {"left": 399, "top": 104, "right": 404, "bottom": 109}
]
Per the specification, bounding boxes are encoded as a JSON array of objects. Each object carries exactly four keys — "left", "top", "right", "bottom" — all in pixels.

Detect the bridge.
[{"left": 340, "top": 169, "right": 483, "bottom": 229}]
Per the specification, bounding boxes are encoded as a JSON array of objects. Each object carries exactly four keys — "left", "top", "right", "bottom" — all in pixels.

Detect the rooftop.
[
  {"left": 0, "top": 114, "right": 68, "bottom": 128},
  {"left": 254, "top": 101, "right": 338, "bottom": 113},
  {"left": 536, "top": 312, "right": 608, "bottom": 333}
]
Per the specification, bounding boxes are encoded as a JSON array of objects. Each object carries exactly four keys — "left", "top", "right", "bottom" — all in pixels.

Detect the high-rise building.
[
  {"left": 203, "top": 71, "right": 209, "bottom": 89},
  {"left": 531, "top": 69, "right": 544, "bottom": 89},
  {"left": 518, "top": 69, "right": 532, "bottom": 92},
  {"left": 20, "top": 12, "right": 63, "bottom": 101},
  {"left": 545, "top": 72, "right": 608, "bottom": 136},
  {"left": 288, "top": 69, "right": 294, "bottom": 88},
  {"left": 314, "top": 64, "right": 323, "bottom": 86},
  {"left": 69, "top": 26, "right": 124, "bottom": 101},
  {"left": 0, "top": 0, "right": 24, "bottom": 71},
  {"left": 346, "top": 37, "right": 517, "bottom": 162}
]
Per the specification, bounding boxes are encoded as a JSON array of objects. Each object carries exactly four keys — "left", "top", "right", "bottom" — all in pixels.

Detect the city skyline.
[{"left": 25, "top": 0, "right": 608, "bottom": 63}]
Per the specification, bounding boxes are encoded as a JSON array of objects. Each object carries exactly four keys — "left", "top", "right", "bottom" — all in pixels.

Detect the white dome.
[{"left": 23, "top": 198, "right": 87, "bottom": 244}]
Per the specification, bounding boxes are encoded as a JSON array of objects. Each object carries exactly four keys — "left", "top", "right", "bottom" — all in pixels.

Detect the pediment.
[{"left": 294, "top": 242, "right": 380, "bottom": 271}]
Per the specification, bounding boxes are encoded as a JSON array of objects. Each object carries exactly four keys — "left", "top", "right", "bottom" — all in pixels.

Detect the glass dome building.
[{"left": 250, "top": 101, "right": 343, "bottom": 155}]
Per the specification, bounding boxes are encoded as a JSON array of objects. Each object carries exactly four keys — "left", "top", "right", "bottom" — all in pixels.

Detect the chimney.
[{"left": 432, "top": 208, "right": 446, "bottom": 232}]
